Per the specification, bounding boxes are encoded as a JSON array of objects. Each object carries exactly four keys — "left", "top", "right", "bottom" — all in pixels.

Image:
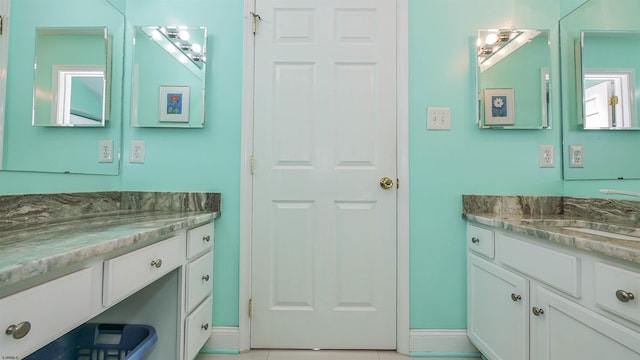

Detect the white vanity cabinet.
[
  {"left": 467, "top": 222, "right": 640, "bottom": 360},
  {"left": 0, "top": 268, "right": 95, "bottom": 358},
  {"left": 183, "top": 223, "right": 214, "bottom": 360},
  {"left": 468, "top": 254, "right": 528, "bottom": 360},
  {"left": 0, "top": 219, "right": 215, "bottom": 360}
]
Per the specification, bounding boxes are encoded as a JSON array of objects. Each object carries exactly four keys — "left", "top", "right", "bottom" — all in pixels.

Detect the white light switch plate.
[{"left": 427, "top": 107, "right": 451, "bottom": 130}]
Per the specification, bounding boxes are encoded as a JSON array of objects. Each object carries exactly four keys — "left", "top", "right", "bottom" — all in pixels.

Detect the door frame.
[{"left": 238, "top": 0, "right": 410, "bottom": 353}]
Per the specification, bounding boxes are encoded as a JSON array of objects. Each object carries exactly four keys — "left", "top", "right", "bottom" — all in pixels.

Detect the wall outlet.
[
  {"left": 539, "top": 144, "right": 555, "bottom": 168},
  {"left": 427, "top": 107, "right": 451, "bottom": 130},
  {"left": 98, "top": 140, "right": 113, "bottom": 163},
  {"left": 130, "top": 140, "right": 146, "bottom": 164},
  {"left": 569, "top": 145, "right": 584, "bottom": 168}
]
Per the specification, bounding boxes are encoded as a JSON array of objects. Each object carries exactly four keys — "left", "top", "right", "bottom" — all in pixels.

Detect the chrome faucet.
[{"left": 599, "top": 189, "right": 640, "bottom": 198}]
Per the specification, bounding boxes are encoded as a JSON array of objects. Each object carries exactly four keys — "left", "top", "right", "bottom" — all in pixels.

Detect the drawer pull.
[
  {"left": 5, "top": 321, "right": 31, "bottom": 339},
  {"left": 616, "top": 290, "right": 635, "bottom": 303},
  {"left": 202, "top": 274, "right": 210, "bottom": 282},
  {"left": 203, "top": 235, "right": 211, "bottom": 242},
  {"left": 150, "top": 259, "right": 163, "bottom": 268},
  {"left": 471, "top": 237, "right": 480, "bottom": 244},
  {"left": 201, "top": 323, "right": 209, "bottom": 331},
  {"left": 511, "top": 293, "right": 522, "bottom": 302},
  {"left": 532, "top": 307, "right": 545, "bottom": 316}
]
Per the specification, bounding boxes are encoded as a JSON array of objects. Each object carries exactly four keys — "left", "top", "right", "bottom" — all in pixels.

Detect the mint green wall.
[
  {"left": 122, "top": 0, "right": 243, "bottom": 327},
  {"left": 3, "top": 0, "right": 640, "bottom": 335},
  {"left": 408, "top": 0, "right": 563, "bottom": 329}
]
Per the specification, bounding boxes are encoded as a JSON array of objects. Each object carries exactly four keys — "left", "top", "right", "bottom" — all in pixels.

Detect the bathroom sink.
[
  {"left": 561, "top": 227, "right": 640, "bottom": 241},
  {"left": 521, "top": 218, "right": 640, "bottom": 241}
]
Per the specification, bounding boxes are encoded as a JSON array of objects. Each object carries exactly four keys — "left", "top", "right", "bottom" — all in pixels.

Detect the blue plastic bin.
[{"left": 25, "top": 323, "right": 157, "bottom": 360}]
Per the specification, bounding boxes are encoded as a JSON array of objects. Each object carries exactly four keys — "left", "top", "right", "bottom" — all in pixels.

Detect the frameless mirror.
[
  {"left": 32, "top": 27, "right": 109, "bottom": 127},
  {"left": 1, "top": 0, "right": 124, "bottom": 175},
  {"left": 560, "top": 0, "right": 640, "bottom": 180},
  {"left": 131, "top": 25, "right": 207, "bottom": 128},
  {"left": 579, "top": 30, "right": 640, "bottom": 130},
  {"left": 476, "top": 29, "right": 552, "bottom": 129}
]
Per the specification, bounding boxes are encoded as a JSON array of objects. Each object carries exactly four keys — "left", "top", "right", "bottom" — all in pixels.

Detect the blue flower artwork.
[
  {"left": 491, "top": 95, "right": 508, "bottom": 118},
  {"left": 166, "top": 93, "right": 183, "bottom": 115}
]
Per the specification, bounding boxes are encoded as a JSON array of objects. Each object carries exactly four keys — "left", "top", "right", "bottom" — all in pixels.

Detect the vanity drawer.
[
  {"left": 0, "top": 268, "right": 93, "bottom": 358},
  {"left": 467, "top": 223, "right": 495, "bottom": 259},
  {"left": 103, "top": 234, "right": 184, "bottom": 306},
  {"left": 186, "top": 251, "right": 214, "bottom": 313},
  {"left": 184, "top": 295, "right": 213, "bottom": 360},
  {"left": 595, "top": 262, "right": 640, "bottom": 325},
  {"left": 498, "top": 233, "right": 581, "bottom": 297},
  {"left": 187, "top": 223, "right": 214, "bottom": 260}
]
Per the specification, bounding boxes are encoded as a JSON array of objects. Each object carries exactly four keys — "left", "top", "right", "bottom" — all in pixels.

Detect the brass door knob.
[{"left": 380, "top": 177, "right": 394, "bottom": 189}]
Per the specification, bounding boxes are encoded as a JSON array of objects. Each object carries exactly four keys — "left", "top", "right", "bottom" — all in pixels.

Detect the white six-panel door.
[{"left": 251, "top": 0, "right": 397, "bottom": 349}]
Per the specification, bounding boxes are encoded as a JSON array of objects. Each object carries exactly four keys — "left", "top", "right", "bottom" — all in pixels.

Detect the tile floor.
[{"left": 195, "top": 350, "right": 410, "bottom": 360}]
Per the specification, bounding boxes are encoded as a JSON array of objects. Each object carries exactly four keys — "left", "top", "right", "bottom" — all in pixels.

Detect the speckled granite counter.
[
  {"left": 463, "top": 195, "right": 640, "bottom": 265},
  {"left": 0, "top": 192, "right": 220, "bottom": 294}
]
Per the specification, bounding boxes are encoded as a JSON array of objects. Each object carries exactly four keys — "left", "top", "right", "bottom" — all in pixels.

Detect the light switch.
[{"left": 427, "top": 107, "right": 451, "bottom": 130}]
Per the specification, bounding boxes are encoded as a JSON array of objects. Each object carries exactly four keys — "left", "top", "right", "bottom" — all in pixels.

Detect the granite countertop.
[
  {"left": 0, "top": 192, "right": 221, "bottom": 294},
  {"left": 0, "top": 210, "right": 220, "bottom": 291},
  {"left": 463, "top": 195, "right": 640, "bottom": 265}
]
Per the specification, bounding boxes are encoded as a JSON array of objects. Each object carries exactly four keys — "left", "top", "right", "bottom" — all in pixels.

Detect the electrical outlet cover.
[
  {"left": 569, "top": 145, "right": 584, "bottom": 168},
  {"left": 98, "top": 140, "right": 113, "bottom": 163},
  {"left": 539, "top": 144, "right": 555, "bottom": 168},
  {"left": 130, "top": 140, "right": 146, "bottom": 163}
]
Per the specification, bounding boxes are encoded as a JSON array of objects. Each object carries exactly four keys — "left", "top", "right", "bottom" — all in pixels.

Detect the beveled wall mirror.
[
  {"left": 578, "top": 30, "right": 640, "bottom": 130},
  {"left": 131, "top": 25, "right": 207, "bottom": 128},
  {"left": 32, "top": 27, "right": 110, "bottom": 127},
  {"left": 1, "top": 0, "right": 124, "bottom": 175},
  {"left": 476, "top": 29, "right": 552, "bottom": 129},
  {"left": 560, "top": 0, "right": 640, "bottom": 180}
]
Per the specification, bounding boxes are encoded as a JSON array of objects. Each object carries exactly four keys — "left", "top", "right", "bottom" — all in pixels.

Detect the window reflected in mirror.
[
  {"left": 32, "top": 27, "right": 109, "bottom": 127},
  {"left": 476, "top": 29, "right": 552, "bottom": 129},
  {"left": 579, "top": 30, "right": 640, "bottom": 130}
]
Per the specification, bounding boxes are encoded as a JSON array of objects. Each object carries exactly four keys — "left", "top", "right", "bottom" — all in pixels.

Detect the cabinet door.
[
  {"left": 531, "top": 285, "right": 640, "bottom": 360},
  {"left": 468, "top": 254, "right": 529, "bottom": 360}
]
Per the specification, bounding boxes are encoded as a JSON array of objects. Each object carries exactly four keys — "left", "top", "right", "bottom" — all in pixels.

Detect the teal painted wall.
[
  {"left": 408, "top": 0, "right": 563, "bottom": 329},
  {"left": 122, "top": 0, "right": 244, "bottom": 327},
  {"left": 2, "top": 0, "right": 640, "bottom": 334}
]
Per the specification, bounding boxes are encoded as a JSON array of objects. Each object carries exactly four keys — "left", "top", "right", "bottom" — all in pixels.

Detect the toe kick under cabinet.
[
  {"left": 0, "top": 220, "right": 215, "bottom": 360},
  {"left": 467, "top": 223, "right": 640, "bottom": 360}
]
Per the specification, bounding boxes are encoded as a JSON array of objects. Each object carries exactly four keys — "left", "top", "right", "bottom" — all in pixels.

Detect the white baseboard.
[
  {"left": 409, "top": 330, "right": 482, "bottom": 359},
  {"left": 201, "top": 326, "right": 240, "bottom": 354}
]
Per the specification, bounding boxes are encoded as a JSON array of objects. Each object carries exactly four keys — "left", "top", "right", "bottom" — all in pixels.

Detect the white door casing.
[{"left": 250, "top": 0, "right": 397, "bottom": 349}]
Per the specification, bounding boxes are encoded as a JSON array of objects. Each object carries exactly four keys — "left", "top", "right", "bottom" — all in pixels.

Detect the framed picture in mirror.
[
  {"left": 484, "top": 88, "right": 515, "bottom": 125},
  {"left": 159, "top": 85, "right": 190, "bottom": 122}
]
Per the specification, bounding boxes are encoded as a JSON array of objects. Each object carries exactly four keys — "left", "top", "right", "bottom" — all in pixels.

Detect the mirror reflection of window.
[
  {"left": 580, "top": 31, "right": 640, "bottom": 130},
  {"left": 32, "top": 27, "right": 108, "bottom": 127}
]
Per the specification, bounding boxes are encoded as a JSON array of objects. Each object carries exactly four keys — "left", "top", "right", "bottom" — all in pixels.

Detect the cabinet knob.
[
  {"left": 150, "top": 259, "right": 163, "bottom": 268},
  {"left": 532, "top": 307, "right": 545, "bottom": 316},
  {"left": 5, "top": 321, "right": 31, "bottom": 339},
  {"left": 471, "top": 237, "right": 480, "bottom": 244},
  {"left": 201, "top": 323, "right": 209, "bottom": 331},
  {"left": 511, "top": 293, "right": 522, "bottom": 302},
  {"left": 616, "top": 290, "right": 635, "bottom": 303},
  {"left": 202, "top": 274, "right": 210, "bottom": 282},
  {"left": 203, "top": 235, "right": 211, "bottom": 242}
]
